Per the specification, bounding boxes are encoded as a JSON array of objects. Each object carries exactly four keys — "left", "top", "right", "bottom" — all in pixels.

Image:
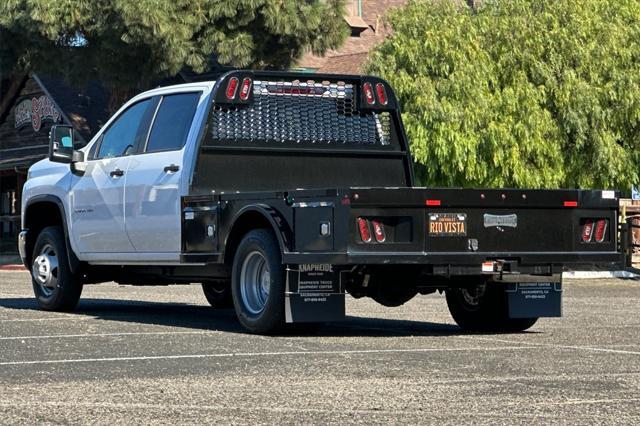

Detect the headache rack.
[
  {"left": 211, "top": 79, "right": 392, "bottom": 146},
  {"left": 190, "top": 70, "right": 415, "bottom": 193},
  {"left": 207, "top": 70, "right": 403, "bottom": 148}
]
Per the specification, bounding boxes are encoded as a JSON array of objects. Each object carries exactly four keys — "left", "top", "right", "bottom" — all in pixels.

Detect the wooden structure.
[{"left": 620, "top": 199, "right": 640, "bottom": 269}]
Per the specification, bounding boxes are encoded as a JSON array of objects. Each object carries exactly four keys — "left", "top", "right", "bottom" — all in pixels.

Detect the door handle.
[
  {"left": 109, "top": 168, "right": 124, "bottom": 177},
  {"left": 164, "top": 164, "right": 180, "bottom": 173}
]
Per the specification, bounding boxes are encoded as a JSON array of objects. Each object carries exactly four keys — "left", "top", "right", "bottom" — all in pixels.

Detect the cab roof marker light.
[{"left": 225, "top": 77, "right": 239, "bottom": 100}]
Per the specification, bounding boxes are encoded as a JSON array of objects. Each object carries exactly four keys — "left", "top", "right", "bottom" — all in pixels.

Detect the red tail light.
[
  {"left": 363, "top": 82, "right": 375, "bottom": 105},
  {"left": 375, "top": 83, "right": 388, "bottom": 105},
  {"left": 225, "top": 77, "right": 239, "bottom": 100},
  {"left": 426, "top": 199, "right": 441, "bottom": 206},
  {"left": 239, "top": 78, "right": 252, "bottom": 100},
  {"left": 594, "top": 219, "right": 608, "bottom": 243},
  {"left": 581, "top": 218, "right": 609, "bottom": 243},
  {"left": 582, "top": 220, "right": 594, "bottom": 242},
  {"left": 564, "top": 201, "right": 578, "bottom": 207},
  {"left": 357, "top": 218, "right": 372, "bottom": 242},
  {"left": 371, "top": 220, "right": 386, "bottom": 243}
]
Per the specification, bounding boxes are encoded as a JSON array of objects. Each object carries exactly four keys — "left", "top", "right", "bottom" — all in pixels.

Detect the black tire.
[
  {"left": 30, "top": 226, "right": 83, "bottom": 311},
  {"left": 201, "top": 281, "right": 233, "bottom": 309},
  {"left": 231, "top": 229, "right": 285, "bottom": 334},
  {"left": 445, "top": 280, "right": 537, "bottom": 333}
]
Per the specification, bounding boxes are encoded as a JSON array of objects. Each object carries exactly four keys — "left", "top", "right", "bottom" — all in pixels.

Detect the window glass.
[
  {"left": 97, "top": 99, "right": 151, "bottom": 159},
  {"left": 146, "top": 93, "right": 200, "bottom": 152}
]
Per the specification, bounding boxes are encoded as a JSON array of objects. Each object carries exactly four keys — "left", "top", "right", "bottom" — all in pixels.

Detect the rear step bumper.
[{"left": 282, "top": 251, "right": 622, "bottom": 266}]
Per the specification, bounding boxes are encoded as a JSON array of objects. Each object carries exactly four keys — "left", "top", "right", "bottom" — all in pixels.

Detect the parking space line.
[
  {"left": 530, "top": 398, "right": 640, "bottom": 407},
  {"left": 0, "top": 401, "right": 584, "bottom": 419},
  {"left": 457, "top": 335, "right": 640, "bottom": 356},
  {"left": 0, "top": 317, "right": 93, "bottom": 323},
  {"left": 0, "top": 345, "right": 535, "bottom": 366},
  {"left": 423, "top": 371, "right": 640, "bottom": 386},
  {"left": 0, "top": 331, "right": 217, "bottom": 340}
]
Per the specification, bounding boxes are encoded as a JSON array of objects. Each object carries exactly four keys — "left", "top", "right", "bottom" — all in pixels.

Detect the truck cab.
[{"left": 22, "top": 82, "right": 214, "bottom": 264}]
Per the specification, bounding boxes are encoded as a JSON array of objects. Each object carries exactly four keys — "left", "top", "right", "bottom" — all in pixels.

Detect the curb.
[
  {"left": 563, "top": 270, "right": 639, "bottom": 279},
  {"left": 0, "top": 264, "right": 27, "bottom": 271}
]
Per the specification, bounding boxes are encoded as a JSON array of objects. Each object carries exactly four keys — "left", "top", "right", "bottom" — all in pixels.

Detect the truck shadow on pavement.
[{"left": 0, "top": 297, "right": 479, "bottom": 337}]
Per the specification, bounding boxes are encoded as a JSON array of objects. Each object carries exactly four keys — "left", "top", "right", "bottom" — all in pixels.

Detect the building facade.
[
  {"left": 297, "top": 0, "right": 408, "bottom": 74},
  {"left": 0, "top": 74, "right": 110, "bottom": 254}
]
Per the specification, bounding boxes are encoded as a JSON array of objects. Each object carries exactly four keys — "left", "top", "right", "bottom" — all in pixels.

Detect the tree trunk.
[
  {"left": 107, "top": 87, "right": 134, "bottom": 114},
  {"left": 467, "top": 0, "right": 482, "bottom": 12}
]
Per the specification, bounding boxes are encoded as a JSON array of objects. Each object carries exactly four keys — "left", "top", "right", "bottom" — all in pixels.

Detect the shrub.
[{"left": 368, "top": 0, "right": 640, "bottom": 190}]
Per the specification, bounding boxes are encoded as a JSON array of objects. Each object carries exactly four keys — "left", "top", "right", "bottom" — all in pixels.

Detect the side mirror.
[{"left": 49, "top": 125, "right": 84, "bottom": 164}]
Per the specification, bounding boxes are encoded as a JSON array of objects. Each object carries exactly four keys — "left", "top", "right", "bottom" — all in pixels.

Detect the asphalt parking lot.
[{"left": 1, "top": 271, "right": 639, "bottom": 424}]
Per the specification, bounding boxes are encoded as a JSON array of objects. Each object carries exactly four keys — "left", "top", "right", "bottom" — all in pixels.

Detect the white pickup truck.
[{"left": 19, "top": 70, "right": 621, "bottom": 333}]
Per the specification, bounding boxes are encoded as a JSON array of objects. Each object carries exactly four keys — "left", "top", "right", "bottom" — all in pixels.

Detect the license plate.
[{"left": 428, "top": 213, "right": 467, "bottom": 237}]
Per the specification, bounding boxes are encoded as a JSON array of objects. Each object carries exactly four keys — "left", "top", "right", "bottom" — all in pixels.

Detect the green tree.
[
  {"left": 0, "top": 0, "right": 348, "bottom": 109},
  {"left": 368, "top": 0, "right": 640, "bottom": 190}
]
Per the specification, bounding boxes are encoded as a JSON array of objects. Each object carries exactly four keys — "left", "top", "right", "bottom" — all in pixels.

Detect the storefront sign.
[{"left": 14, "top": 96, "right": 61, "bottom": 132}]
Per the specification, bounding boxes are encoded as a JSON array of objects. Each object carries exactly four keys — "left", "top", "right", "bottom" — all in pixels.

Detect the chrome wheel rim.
[
  {"left": 240, "top": 251, "right": 271, "bottom": 315},
  {"left": 32, "top": 243, "right": 59, "bottom": 296}
]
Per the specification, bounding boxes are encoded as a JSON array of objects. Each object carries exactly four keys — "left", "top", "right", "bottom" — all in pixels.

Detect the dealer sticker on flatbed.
[{"left": 428, "top": 213, "right": 467, "bottom": 237}]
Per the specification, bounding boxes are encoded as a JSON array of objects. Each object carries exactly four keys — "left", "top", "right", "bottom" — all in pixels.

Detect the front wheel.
[
  {"left": 31, "top": 226, "right": 83, "bottom": 311},
  {"left": 231, "top": 229, "right": 285, "bottom": 334},
  {"left": 445, "top": 280, "right": 537, "bottom": 332}
]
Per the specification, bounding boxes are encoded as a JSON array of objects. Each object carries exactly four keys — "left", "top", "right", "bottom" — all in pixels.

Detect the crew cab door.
[
  {"left": 124, "top": 92, "right": 201, "bottom": 253},
  {"left": 69, "top": 98, "right": 154, "bottom": 254}
]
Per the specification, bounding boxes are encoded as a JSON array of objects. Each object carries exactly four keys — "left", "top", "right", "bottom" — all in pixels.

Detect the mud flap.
[
  {"left": 284, "top": 264, "right": 345, "bottom": 323},
  {"left": 506, "top": 282, "right": 562, "bottom": 318}
]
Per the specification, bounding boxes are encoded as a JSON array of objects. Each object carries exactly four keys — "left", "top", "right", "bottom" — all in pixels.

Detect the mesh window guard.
[{"left": 208, "top": 79, "right": 392, "bottom": 146}]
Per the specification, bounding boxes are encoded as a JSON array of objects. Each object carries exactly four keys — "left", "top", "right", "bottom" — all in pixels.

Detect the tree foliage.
[
  {"left": 368, "top": 0, "right": 640, "bottom": 190},
  {"left": 0, "top": 0, "right": 347, "bottom": 93}
]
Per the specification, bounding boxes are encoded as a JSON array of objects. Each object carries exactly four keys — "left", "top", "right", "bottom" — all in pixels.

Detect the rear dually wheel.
[
  {"left": 202, "top": 281, "right": 233, "bottom": 309},
  {"left": 446, "top": 278, "right": 538, "bottom": 332},
  {"left": 231, "top": 229, "right": 286, "bottom": 334}
]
